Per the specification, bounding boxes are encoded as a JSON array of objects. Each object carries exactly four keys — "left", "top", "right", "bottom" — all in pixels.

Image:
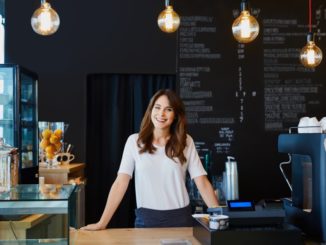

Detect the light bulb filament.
[
  {"left": 38, "top": 11, "right": 53, "bottom": 32},
  {"left": 165, "top": 12, "right": 174, "bottom": 31},
  {"left": 307, "top": 49, "right": 315, "bottom": 65},
  {"left": 240, "top": 17, "right": 250, "bottom": 38}
]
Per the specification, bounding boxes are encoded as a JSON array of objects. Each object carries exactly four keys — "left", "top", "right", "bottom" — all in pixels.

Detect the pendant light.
[
  {"left": 300, "top": 0, "right": 323, "bottom": 68},
  {"left": 31, "top": 0, "right": 60, "bottom": 36},
  {"left": 157, "top": 0, "right": 180, "bottom": 33},
  {"left": 232, "top": 0, "right": 259, "bottom": 43}
]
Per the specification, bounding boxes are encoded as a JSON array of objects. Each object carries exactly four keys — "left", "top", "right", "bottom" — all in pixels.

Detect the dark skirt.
[{"left": 134, "top": 205, "right": 193, "bottom": 228}]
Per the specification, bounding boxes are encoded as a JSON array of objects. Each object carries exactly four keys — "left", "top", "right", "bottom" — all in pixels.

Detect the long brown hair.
[{"left": 137, "top": 89, "right": 187, "bottom": 164}]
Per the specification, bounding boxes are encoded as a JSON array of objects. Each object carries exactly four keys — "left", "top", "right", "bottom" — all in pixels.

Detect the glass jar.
[
  {"left": 0, "top": 138, "right": 19, "bottom": 192},
  {"left": 38, "top": 121, "right": 69, "bottom": 168}
]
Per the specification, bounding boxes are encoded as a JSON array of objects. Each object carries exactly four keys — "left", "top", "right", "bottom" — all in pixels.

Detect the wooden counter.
[
  {"left": 39, "top": 163, "right": 85, "bottom": 184},
  {"left": 70, "top": 227, "right": 200, "bottom": 245},
  {"left": 69, "top": 227, "right": 325, "bottom": 245}
]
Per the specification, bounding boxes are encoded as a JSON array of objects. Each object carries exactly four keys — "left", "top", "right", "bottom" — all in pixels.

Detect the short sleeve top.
[{"left": 118, "top": 133, "right": 207, "bottom": 210}]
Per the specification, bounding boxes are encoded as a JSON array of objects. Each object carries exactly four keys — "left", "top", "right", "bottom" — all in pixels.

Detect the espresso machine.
[{"left": 278, "top": 133, "right": 326, "bottom": 242}]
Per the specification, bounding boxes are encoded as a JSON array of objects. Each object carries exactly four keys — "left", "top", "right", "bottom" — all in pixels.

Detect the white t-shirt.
[{"left": 118, "top": 133, "right": 207, "bottom": 210}]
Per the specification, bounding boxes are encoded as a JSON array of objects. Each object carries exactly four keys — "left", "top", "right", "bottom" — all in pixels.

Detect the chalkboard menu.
[{"left": 176, "top": 0, "right": 326, "bottom": 200}]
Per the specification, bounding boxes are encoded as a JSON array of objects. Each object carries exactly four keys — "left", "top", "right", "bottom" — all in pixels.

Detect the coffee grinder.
[{"left": 278, "top": 133, "right": 326, "bottom": 242}]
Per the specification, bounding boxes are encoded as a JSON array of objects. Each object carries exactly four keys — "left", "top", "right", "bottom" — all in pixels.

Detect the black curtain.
[{"left": 86, "top": 74, "right": 175, "bottom": 227}]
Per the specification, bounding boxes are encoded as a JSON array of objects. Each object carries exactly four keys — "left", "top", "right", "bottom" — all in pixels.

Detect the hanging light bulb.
[
  {"left": 232, "top": 0, "right": 259, "bottom": 43},
  {"left": 300, "top": 32, "right": 323, "bottom": 68},
  {"left": 31, "top": 0, "right": 60, "bottom": 36},
  {"left": 299, "top": 0, "right": 322, "bottom": 68},
  {"left": 157, "top": 0, "right": 180, "bottom": 33}
]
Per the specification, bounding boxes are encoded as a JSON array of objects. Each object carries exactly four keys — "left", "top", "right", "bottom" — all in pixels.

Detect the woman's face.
[{"left": 151, "top": 95, "right": 175, "bottom": 131}]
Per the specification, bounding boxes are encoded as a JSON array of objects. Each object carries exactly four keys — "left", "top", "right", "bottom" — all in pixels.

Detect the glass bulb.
[
  {"left": 232, "top": 10, "right": 259, "bottom": 43},
  {"left": 31, "top": 1, "right": 60, "bottom": 36},
  {"left": 300, "top": 40, "right": 323, "bottom": 68},
  {"left": 157, "top": 5, "right": 180, "bottom": 33}
]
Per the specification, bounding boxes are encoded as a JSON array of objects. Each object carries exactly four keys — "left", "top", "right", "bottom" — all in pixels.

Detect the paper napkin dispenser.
[{"left": 278, "top": 133, "right": 326, "bottom": 242}]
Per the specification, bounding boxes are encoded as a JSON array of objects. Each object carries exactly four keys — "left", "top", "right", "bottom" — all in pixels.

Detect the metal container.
[
  {"left": 0, "top": 138, "right": 19, "bottom": 192},
  {"left": 225, "top": 156, "right": 239, "bottom": 200}
]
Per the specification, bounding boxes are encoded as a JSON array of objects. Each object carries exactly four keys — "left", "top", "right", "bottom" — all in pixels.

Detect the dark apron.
[{"left": 134, "top": 204, "right": 193, "bottom": 228}]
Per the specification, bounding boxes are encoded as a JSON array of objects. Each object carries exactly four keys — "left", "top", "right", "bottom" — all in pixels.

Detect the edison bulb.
[
  {"left": 157, "top": 6, "right": 180, "bottom": 33},
  {"left": 232, "top": 10, "right": 259, "bottom": 43},
  {"left": 31, "top": 1, "right": 60, "bottom": 36},
  {"left": 300, "top": 34, "right": 323, "bottom": 68}
]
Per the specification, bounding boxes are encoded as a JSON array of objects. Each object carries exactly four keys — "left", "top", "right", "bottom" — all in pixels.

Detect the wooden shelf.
[
  {"left": 39, "top": 163, "right": 85, "bottom": 184},
  {"left": 0, "top": 214, "right": 64, "bottom": 240}
]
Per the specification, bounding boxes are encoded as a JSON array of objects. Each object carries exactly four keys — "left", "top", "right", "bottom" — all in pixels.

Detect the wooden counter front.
[
  {"left": 70, "top": 227, "right": 200, "bottom": 245},
  {"left": 39, "top": 163, "right": 85, "bottom": 184}
]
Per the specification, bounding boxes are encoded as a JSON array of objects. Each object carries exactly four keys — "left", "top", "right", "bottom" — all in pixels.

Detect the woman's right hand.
[
  {"left": 80, "top": 174, "right": 131, "bottom": 232},
  {"left": 80, "top": 222, "right": 105, "bottom": 231}
]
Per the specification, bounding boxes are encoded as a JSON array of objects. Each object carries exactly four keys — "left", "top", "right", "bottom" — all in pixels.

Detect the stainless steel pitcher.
[{"left": 225, "top": 156, "right": 239, "bottom": 200}]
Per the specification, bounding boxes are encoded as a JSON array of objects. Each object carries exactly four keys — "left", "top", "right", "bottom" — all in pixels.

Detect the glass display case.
[
  {"left": 0, "top": 184, "right": 76, "bottom": 244},
  {"left": 0, "top": 64, "right": 38, "bottom": 183}
]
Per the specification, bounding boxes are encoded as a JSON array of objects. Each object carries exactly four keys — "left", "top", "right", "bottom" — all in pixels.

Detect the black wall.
[
  {"left": 4, "top": 0, "right": 326, "bottom": 203},
  {"left": 5, "top": 0, "right": 177, "bottom": 162},
  {"left": 175, "top": 0, "right": 326, "bottom": 201}
]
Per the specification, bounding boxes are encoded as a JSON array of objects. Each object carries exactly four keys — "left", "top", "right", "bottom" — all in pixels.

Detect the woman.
[{"left": 81, "top": 89, "right": 218, "bottom": 230}]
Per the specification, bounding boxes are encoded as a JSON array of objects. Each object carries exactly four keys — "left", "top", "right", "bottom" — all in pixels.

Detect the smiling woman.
[{"left": 81, "top": 89, "right": 219, "bottom": 230}]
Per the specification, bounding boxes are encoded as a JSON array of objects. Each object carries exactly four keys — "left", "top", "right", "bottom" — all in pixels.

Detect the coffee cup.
[
  {"left": 209, "top": 214, "right": 229, "bottom": 230},
  {"left": 320, "top": 117, "right": 326, "bottom": 133},
  {"left": 54, "top": 152, "right": 75, "bottom": 165},
  {"left": 298, "top": 117, "right": 321, "bottom": 133}
]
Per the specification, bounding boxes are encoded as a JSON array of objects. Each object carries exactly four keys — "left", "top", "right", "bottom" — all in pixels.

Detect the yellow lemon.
[
  {"left": 49, "top": 135, "right": 59, "bottom": 144},
  {"left": 45, "top": 144, "right": 56, "bottom": 154},
  {"left": 40, "top": 139, "right": 50, "bottom": 149},
  {"left": 46, "top": 152, "right": 55, "bottom": 160},
  {"left": 54, "top": 142, "right": 62, "bottom": 151},
  {"left": 54, "top": 129, "right": 63, "bottom": 139},
  {"left": 42, "top": 129, "right": 53, "bottom": 139}
]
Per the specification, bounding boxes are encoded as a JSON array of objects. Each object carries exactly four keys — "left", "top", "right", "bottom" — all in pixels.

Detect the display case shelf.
[
  {"left": 0, "top": 239, "right": 68, "bottom": 245},
  {"left": 0, "top": 184, "right": 76, "bottom": 244}
]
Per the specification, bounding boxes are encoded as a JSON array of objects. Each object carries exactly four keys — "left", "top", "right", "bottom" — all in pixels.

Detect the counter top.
[
  {"left": 70, "top": 227, "right": 200, "bottom": 245},
  {"left": 39, "top": 163, "right": 85, "bottom": 174},
  {"left": 39, "top": 163, "right": 85, "bottom": 184},
  {"left": 70, "top": 227, "right": 324, "bottom": 245}
]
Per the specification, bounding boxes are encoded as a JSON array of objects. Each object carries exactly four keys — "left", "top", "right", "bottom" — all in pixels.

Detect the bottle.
[
  {"left": 204, "top": 151, "right": 212, "bottom": 180},
  {"left": 225, "top": 156, "right": 239, "bottom": 200}
]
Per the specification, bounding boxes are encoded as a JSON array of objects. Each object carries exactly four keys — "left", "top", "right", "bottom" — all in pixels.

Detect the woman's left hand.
[{"left": 80, "top": 222, "right": 105, "bottom": 231}]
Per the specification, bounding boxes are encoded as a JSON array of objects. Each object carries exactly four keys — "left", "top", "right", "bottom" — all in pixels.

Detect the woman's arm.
[
  {"left": 80, "top": 173, "right": 131, "bottom": 230},
  {"left": 194, "top": 175, "right": 219, "bottom": 208}
]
